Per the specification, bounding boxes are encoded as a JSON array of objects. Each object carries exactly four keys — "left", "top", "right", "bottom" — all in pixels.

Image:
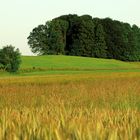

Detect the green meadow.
[
  {"left": 15, "top": 55, "right": 140, "bottom": 76},
  {"left": 21, "top": 55, "right": 139, "bottom": 69}
]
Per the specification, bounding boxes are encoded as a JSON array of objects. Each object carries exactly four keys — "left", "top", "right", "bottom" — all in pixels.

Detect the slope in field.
[{"left": 21, "top": 55, "right": 139, "bottom": 70}]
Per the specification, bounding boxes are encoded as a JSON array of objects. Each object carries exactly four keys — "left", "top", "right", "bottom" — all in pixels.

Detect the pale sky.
[{"left": 0, "top": 0, "right": 140, "bottom": 55}]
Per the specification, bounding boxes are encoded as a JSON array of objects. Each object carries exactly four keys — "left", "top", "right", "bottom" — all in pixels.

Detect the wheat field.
[{"left": 0, "top": 72, "right": 140, "bottom": 140}]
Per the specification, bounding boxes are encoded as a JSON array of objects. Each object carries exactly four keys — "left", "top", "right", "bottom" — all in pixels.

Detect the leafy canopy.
[
  {"left": 0, "top": 45, "right": 21, "bottom": 72},
  {"left": 28, "top": 14, "right": 140, "bottom": 61}
]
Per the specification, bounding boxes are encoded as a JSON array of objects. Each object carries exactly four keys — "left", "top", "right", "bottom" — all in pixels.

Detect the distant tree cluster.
[
  {"left": 28, "top": 14, "right": 140, "bottom": 61},
  {"left": 0, "top": 45, "right": 21, "bottom": 72}
]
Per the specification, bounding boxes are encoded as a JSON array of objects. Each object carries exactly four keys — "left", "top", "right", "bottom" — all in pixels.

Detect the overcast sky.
[{"left": 0, "top": 0, "right": 139, "bottom": 55}]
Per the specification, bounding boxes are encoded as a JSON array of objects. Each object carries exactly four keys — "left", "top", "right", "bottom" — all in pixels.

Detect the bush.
[{"left": 0, "top": 45, "right": 21, "bottom": 72}]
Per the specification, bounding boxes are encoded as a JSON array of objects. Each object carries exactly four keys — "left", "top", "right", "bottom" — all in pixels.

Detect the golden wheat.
[{"left": 0, "top": 72, "right": 139, "bottom": 140}]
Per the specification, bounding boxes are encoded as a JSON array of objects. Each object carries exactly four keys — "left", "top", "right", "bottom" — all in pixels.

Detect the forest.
[{"left": 28, "top": 14, "right": 140, "bottom": 61}]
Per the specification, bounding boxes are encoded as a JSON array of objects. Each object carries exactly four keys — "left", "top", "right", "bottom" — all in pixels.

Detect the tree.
[
  {"left": 130, "top": 25, "right": 140, "bottom": 61},
  {"left": 0, "top": 45, "right": 21, "bottom": 72},
  {"left": 27, "top": 24, "right": 50, "bottom": 55},
  {"left": 28, "top": 20, "right": 69, "bottom": 55},
  {"left": 67, "top": 15, "right": 95, "bottom": 56},
  {"left": 47, "top": 19, "right": 68, "bottom": 54},
  {"left": 101, "top": 18, "right": 129, "bottom": 60},
  {"left": 28, "top": 14, "right": 140, "bottom": 61},
  {"left": 93, "top": 22, "right": 107, "bottom": 58},
  {"left": 57, "top": 14, "right": 79, "bottom": 54}
]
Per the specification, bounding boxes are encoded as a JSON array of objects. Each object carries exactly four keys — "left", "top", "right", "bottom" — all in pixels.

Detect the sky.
[{"left": 0, "top": 0, "right": 140, "bottom": 55}]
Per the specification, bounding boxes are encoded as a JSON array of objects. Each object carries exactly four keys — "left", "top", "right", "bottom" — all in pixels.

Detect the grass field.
[
  {"left": 21, "top": 55, "right": 139, "bottom": 70},
  {"left": 0, "top": 55, "right": 140, "bottom": 77},
  {"left": 18, "top": 55, "right": 140, "bottom": 76},
  {"left": 0, "top": 55, "right": 140, "bottom": 140}
]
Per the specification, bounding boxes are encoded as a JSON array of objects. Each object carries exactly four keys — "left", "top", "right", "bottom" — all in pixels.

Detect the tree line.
[{"left": 28, "top": 14, "right": 140, "bottom": 61}]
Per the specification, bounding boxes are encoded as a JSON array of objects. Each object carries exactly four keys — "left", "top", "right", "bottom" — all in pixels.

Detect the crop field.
[
  {"left": 0, "top": 56, "right": 140, "bottom": 140},
  {"left": 0, "top": 71, "right": 140, "bottom": 140}
]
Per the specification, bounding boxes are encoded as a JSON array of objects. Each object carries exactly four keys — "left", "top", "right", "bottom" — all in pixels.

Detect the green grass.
[
  {"left": 1, "top": 55, "right": 140, "bottom": 77},
  {"left": 21, "top": 55, "right": 139, "bottom": 70},
  {"left": 18, "top": 55, "right": 140, "bottom": 76}
]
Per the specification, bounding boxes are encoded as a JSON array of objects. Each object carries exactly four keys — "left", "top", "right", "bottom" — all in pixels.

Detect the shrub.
[{"left": 0, "top": 45, "right": 21, "bottom": 72}]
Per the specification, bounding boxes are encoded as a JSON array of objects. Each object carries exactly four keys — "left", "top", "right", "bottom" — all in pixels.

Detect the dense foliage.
[
  {"left": 28, "top": 14, "right": 140, "bottom": 61},
  {"left": 0, "top": 45, "right": 21, "bottom": 72}
]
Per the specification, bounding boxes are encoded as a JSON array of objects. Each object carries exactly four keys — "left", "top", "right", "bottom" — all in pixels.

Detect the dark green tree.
[
  {"left": 93, "top": 23, "right": 107, "bottom": 58},
  {"left": 27, "top": 14, "right": 140, "bottom": 61},
  {"left": 124, "top": 25, "right": 140, "bottom": 61},
  {"left": 57, "top": 14, "right": 79, "bottom": 54},
  {"left": 28, "top": 20, "right": 68, "bottom": 55},
  {"left": 0, "top": 45, "right": 21, "bottom": 72},
  {"left": 69, "top": 15, "right": 95, "bottom": 56},
  {"left": 101, "top": 18, "right": 130, "bottom": 60},
  {"left": 48, "top": 19, "right": 68, "bottom": 54},
  {"left": 27, "top": 24, "right": 50, "bottom": 55}
]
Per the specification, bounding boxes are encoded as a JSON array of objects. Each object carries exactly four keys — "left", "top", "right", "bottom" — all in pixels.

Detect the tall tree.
[
  {"left": 70, "top": 15, "right": 95, "bottom": 56},
  {"left": 126, "top": 25, "right": 140, "bottom": 61},
  {"left": 57, "top": 14, "right": 79, "bottom": 54},
  {"left": 93, "top": 22, "right": 107, "bottom": 58},
  {"left": 27, "top": 24, "right": 50, "bottom": 55},
  {"left": 101, "top": 18, "right": 129, "bottom": 60},
  {"left": 48, "top": 19, "right": 68, "bottom": 54},
  {"left": 27, "top": 14, "right": 140, "bottom": 61}
]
